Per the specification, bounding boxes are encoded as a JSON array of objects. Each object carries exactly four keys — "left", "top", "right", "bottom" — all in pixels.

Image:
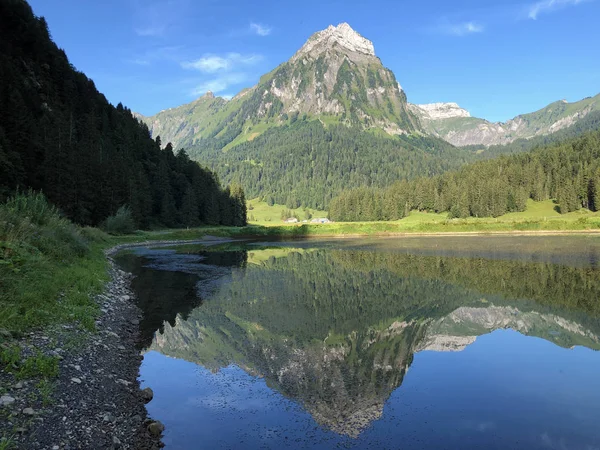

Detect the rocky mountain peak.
[
  {"left": 294, "top": 22, "right": 375, "bottom": 59},
  {"left": 204, "top": 91, "right": 215, "bottom": 99},
  {"left": 412, "top": 102, "right": 471, "bottom": 120}
]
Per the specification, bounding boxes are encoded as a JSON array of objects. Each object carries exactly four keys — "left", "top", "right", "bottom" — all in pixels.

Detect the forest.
[
  {"left": 0, "top": 0, "right": 246, "bottom": 228},
  {"left": 188, "top": 120, "right": 472, "bottom": 210},
  {"left": 329, "top": 128, "right": 600, "bottom": 221}
]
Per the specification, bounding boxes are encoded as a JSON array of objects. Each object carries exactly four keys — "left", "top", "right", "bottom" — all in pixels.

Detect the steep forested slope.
[
  {"left": 0, "top": 0, "right": 245, "bottom": 227},
  {"left": 189, "top": 120, "right": 470, "bottom": 209},
  {"left": 329, "top": 128, "right": 600, "bottom": 220}
]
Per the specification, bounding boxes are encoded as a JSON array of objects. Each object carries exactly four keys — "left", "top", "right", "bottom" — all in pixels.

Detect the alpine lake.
[{"left": 116, "top": 236, "right": 600, "bottom": 449}]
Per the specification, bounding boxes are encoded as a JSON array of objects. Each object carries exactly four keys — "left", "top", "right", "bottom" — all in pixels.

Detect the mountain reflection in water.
[{"left": 117, "top": 237, "right": 600, "bottom": 449}]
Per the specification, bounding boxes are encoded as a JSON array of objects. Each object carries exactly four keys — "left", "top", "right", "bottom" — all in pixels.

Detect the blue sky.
[{"left": 28, "top": 0, "right": 599, "bottom": 122}]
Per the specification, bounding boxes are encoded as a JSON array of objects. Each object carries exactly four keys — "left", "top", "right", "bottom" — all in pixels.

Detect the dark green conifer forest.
[
  {"left": 188, "top": 121, "right": 473, "bottom": 210},
  {"left": 0, "top": 0, "right": 246, "bottom": 228},
  {"left": 329, "top": 129, "right": 600, "bottom": 221}
]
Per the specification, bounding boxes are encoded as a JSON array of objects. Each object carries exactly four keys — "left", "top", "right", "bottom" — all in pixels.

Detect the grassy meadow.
[{"left": 246, "top": 198, "right": 328, "bottom": 224}]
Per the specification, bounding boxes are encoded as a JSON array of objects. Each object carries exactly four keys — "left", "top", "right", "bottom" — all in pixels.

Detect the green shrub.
[
  {"left": 0, "top": 191, "right": 89, "bottom": 261},
  {"left": 101, "top": 206, "right": 135, "bottom": 235},
  {"left": 80, "top": 226, "right": 110, "bottom": 243}
]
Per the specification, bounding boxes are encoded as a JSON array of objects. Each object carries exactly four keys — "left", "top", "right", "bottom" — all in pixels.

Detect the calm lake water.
[{"left": 117, "top": 236, "right": 600, "bottom": 450}]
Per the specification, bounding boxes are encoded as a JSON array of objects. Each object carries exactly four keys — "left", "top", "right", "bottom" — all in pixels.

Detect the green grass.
[
  {"left": 0, "top": 345, "right": 59, "bottom": 380},
  {"left": 247, "top": 248, "right": 305, "bottom": 265},
  {"left": 35, "top": 379, "right": 54, "bottom": 406},
  {"left": 0, "top": 191, "right": 109, "bottom": 335},
  {"left": 247, "top": 198, "right": 327, "bottom": 224},
  {"left": 0, "top": 435, "right": 15, "bottom": 450}
]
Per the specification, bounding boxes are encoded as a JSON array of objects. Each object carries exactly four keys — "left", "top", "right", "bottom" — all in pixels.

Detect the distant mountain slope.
[
  {"left": 412, "top": 94, "right": 600, "bottom": 147},
  {"left": 133, "top": 92, "right": 227, "bottom": 150},
  {"left": 138, "top": 23, "right": 421, "bottom": 151}
]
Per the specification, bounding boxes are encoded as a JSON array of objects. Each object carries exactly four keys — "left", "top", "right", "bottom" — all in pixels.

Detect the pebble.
[
  {"left": 71, "top": 377, "right": 82, "bottom": 384},
  {"left": 15, "top": 381, "right": 24, "bottom": 389},
  {"left": 141, "top": 387, "right": 154, "bottom": 403},
  {"left": 147, "top": 421, "right": 165, "bottom": 437},
  {"left": 22, "top": 407, "right": 35, "bottom": 416},
  {"left": 0, "top": 395, "right": 15, "bottom": 407}
]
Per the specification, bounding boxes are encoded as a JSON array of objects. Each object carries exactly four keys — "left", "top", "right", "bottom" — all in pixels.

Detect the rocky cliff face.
[
  {"left": 410, "top": 102, "right": 471, "bottom": 120},
  {"left": 261, "top": 22, "right": 418, "bottom": 134}
]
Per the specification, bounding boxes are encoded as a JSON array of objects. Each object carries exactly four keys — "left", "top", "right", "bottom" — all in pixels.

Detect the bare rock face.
[
  {"left": 265, "top": 22, "right": 418, "bottom": 134},
  {"left": 412, "top": 102, "right": 471, "bottom": 120},
  {"left": 293, "top": 23, "right": 375, "bottom": 60}
]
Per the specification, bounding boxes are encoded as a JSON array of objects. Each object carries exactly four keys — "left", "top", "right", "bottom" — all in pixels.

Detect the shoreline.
[
  {"left": 0, "top": 249, "right": 165, "bottom": 450},
  {"left": 293, "top": 229, "right": 600, "bottom": 238}
]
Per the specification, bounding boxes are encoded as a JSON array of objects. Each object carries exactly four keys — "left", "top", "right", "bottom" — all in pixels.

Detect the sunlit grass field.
[
  {"left": 246, "top": 198, "right": 600, "bottom": 227},
  {"left": 247, "top": 198, "right": 327, "bottom": 224}
]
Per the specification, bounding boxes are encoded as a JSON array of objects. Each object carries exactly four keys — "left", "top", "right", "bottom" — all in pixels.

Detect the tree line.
[
  {"left": 0, "top": 0, "right": 246, "bottom": 228},
  {"left": 188, "top": 120, "right": 473, "bottom": 210},
  {"left": 329, "top": 127, "right": 600, "bottom": 221}
]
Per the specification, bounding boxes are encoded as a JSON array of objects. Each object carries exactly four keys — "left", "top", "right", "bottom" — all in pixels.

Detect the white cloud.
[
  {"left": 527, "top": 0, "right": 588, "bottom": 19},
  {"left": 134, "top": 26, "right": 166, "bottom": 37},
  {"left": 445, "top": 21, "right": 485, "bottom": 36},
  {"left": 191, "top": 74, "right": 247, "bottom": 95},
  {"left": 448, "top": 22, "right": 484, "bottom": 36},
  {"left": 250, "top": 22, "right": 272, "bottom": 36},
  {"left": 181, "top": 53, "right": 262, "bottom": 73}
]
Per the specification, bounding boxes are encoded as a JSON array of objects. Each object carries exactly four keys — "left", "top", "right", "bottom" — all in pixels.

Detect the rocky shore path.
[{"left": 0, "top": 249, "right": 165, "bottom": 450}]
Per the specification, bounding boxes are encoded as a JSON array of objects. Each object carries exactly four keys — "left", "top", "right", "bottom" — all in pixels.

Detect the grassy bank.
[
  {"left": 104, "top": 215, "right": 600, "bottom": 245},
  {"left": 0, "top": 192, "right": 110, "bottom": 335}
]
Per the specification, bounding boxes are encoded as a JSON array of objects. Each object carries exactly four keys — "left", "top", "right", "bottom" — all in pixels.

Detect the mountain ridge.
[{"left": 413, "top": 93, "right": 600, "bottom": 147}]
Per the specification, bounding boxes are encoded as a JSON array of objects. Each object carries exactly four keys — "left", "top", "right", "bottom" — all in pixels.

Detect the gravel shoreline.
[
  {"left": 0, "top": 248, "right": 167, "bottom": 450},
  {"left": 1, "top": 237, "right": 238, "bottom": 449}
]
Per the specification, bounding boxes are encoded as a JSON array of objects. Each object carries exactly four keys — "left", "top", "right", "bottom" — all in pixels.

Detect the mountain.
[
  {"left": 411, "top": 94, "right": 600, "bottom": 147},
  {"left": 137, "top": 24, "right": 473, "bottom": 209},
  {"left": 133, "top": 91, "right": 227, "bottom": 151},
  {"left": 135, "top": 23, "right": 600, "bottom": 209},
  {"left": 139, "top": 23, "right": 420, "bottom": 150}
]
